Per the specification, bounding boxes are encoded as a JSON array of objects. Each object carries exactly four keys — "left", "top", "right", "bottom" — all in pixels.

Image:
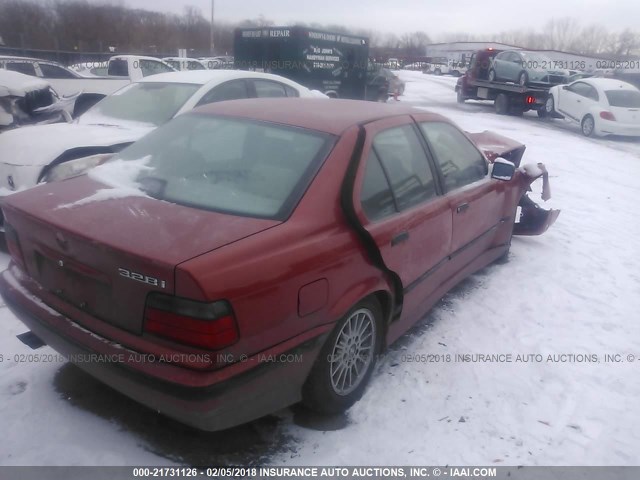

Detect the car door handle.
[
  {"left": 456, "top": 203, "right": 470, "bottom": 214},
  {"left": 576, "top": 99, "right": 581, "bottom": 103},
  {"left": 391, "top": 231, "right": 409, "bottom": 246}
]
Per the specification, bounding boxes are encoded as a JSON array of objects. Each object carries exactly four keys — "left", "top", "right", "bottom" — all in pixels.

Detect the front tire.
[
  {"left": 434, "top": 68, "right": 442, "bottom": 75},
  {"left": 581, "top": 115, "right": 595, "bottom": 137},
  {"left": 302, "top": 298, "right": 383, "bottom": 414}
]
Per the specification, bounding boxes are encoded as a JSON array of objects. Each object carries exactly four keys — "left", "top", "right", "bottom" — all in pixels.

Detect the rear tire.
[
  {"left": 536, "top": 107, "right": 547, "bottom": 118},
  {"left": 518, "top": 71, "right": 529, "bottom": 86},
  {"left": 456, "top": 89, "right": 465, "bottom": 103},
  {"left": 302, "top": 298, "right": 383, "bottom": 414},
  {"left": 581, "top": 115, "right": 595, "bottom": 137},
  {"left": 434, "top": 68, "right": 442, "bottom": 75}
]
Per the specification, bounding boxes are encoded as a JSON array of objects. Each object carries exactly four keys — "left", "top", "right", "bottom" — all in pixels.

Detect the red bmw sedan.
[{"left": 0, "top": 99, "right": 559, "bottom": 430}]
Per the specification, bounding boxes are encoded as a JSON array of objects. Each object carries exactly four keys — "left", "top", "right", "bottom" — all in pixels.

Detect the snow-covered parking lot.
[{"left": 1, "top": 70, "right": 639, "bottom": 467}]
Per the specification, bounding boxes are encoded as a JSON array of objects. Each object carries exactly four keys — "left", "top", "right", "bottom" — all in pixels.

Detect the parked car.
[
  {"left": 0, "top": 55, "right": 176, "bottom": 117},
  {"left": 0, "top": 99, "right": 559, "bottom": 431},
  {"left": 546, "top": 78, "right": 640, "bottom": 137},
  {"left": 0, "top": 69, "right": 324, "bottom": 225},
  {"left": 424, "top": 59, "right": 467, "bottom": 77},
  {"left": 488, "top": 50, "right": 569, "bottom": 86},
  {"left": 366, "top": 65, "right": 393, "bottom": 101},
  {"left": 162, "top": 57, "right": 208, "bottom": 71},
  {"left": 383, "top": 68, "right": 405, "bottom": 96},
  {"left": 69, "top": 61, "right": 109, "bottom": 77},
  {"left": 0, "top": 70, "right": 73, "bottom": 133},
  {"left": 199, "top": 56, "right": 234, "bottom": 69}
]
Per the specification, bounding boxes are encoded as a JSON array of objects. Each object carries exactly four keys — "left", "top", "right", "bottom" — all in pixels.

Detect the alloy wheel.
[{"left": 329, "top": 308, "right": 376, "bottom": 396}]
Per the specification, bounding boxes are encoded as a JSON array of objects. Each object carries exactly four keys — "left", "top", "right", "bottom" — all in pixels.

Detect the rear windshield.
[
  {"left": 103, "top": 115, "right": 334, "bottom": 219},
  {"left": 605, "top": 90, "right": 640, "bottom": 108},
  {"left": 107, "top": 59, "right": 128, "bottom": 76},
  {"left": 79, "top": 82, "right": 200, "bottom": 126}
]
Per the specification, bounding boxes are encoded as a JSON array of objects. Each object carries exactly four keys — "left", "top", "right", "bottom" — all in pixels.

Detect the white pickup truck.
[{"left": 0, "top": 55, "right": 175, "bottom": 116}]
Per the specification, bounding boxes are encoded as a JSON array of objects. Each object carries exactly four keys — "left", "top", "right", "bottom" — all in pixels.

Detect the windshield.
[
  {"left": 105, "top": 114, "right": 334, "bottom": 219},
  {"left": 79, "top": 82, "right": 200, "bottom": 127},
  {"left": 605, "top": 89, "right": 640, "bottom": 108}
]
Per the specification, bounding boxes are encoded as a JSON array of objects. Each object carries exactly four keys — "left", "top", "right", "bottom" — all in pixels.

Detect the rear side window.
[
  {"left": 360, "top": 151, "right": 396, "bottom": 221},
  {"left": 108, "top": 59, "right": 129, "bottom": 76},
  {"left": 605, "top": 90, "right": 640, "bottom": 107},
  {"left": 140, "top": 60, "right": 174, "bottom": 77},
  {"left": 254, "top": 80, "right": 287, "bottom": 98},
  {"left": 420, "top": 122, "right": 487, "bottom": 192},
  {"left": 7, "top": 62, "right": 36, "bottom": 76},
  {"left": 372, "top": 125, "right": 437, "bottom": 211},
  {"left": 197, "top": 80, "right": 249, "bottom": 105}
]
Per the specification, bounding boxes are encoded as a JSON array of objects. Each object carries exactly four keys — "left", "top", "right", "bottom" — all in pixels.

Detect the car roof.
[
  {"left": 580, "top": 78, "right": 639, "bottom": 91},
  {"left": 192, "top": 98, "right": 447, "bottom": 135},
  {"left": 138, "top": 69, "right": 310, "bottom": 87},
  {"left": 0, "top": 55, "right": 63, "bottom": 65}
]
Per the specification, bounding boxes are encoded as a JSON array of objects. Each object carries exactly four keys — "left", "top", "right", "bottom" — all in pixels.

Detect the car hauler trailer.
[
  {"left": 456, "top": 49, "right": 550, "bottom": 117},
  {"left": 234, "top": 26, "right": 370, "bottom": 100}
]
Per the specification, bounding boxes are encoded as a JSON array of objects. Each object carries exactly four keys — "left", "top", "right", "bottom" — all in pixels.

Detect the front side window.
[
  {"left": 39, "top": 63, "right": 77, "bottom": 79},
  {"left": 79, "top": 82, "right": 200, "bottom": 126},
  {"left": 372, "top": 125, "right": 437, "bottom": 211},
  {"left": 101, "top": 115, "right": 333, "bottom": 219},
  {"left": 568, "top": 82, "right": 591, "bottom": 97},
  {"left": 420, "top": 122, "right": 487, "bottom": 192}
]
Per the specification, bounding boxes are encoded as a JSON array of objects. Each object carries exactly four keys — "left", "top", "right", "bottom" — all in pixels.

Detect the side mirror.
[
  {"left": 562, "top": 85, "right": 569, "bottom": 90},
  {"left": 491, "top": 158, "right": 516, "bottom": 181}
]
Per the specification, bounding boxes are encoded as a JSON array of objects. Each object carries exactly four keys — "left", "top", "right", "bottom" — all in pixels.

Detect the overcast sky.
[{"left": 107, "top": 0, "right": 639, "bottom": 37}]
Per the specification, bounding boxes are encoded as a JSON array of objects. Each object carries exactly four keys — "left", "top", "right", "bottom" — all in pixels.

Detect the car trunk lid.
[{"left": 2, "top": 176, "right": 279, "bottom": 335}]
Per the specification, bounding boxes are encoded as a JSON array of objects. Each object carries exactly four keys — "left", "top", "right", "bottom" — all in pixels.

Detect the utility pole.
[{"left": 210, "top": 0, "right": 215, "bottom": 55}]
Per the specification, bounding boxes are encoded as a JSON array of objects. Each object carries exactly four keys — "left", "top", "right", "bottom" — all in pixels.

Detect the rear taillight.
[
  {"left": 525, "top": 96, "right": 536, "bottom": 105},
  {"left": 144, "top": 293, "right": 239, "bottom": 350},
  {"left": 600, "top": 111, "right": 616, "bottom": 121},
  {"left": 4, "top": 221, "right": 26, "bottom": 269}
]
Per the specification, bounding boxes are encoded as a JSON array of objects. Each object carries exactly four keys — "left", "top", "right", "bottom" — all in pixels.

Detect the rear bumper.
[
  {"left": 0, "top": 266, "right": 328, "bottom": 431},
  {"left": 598, "top": 121, "right": 640, "bottom": 137}
]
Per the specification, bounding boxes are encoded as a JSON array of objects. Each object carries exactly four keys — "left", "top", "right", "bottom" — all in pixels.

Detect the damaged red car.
[{"left": 0, "top": 99, "right": 559, "bottom": 431}]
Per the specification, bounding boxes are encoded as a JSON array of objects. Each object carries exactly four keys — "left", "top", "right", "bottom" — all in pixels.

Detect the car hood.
[
  {"left": 0, "top": 70, "right": 50, "bottom": 97},
  {"left": 467, "top": 131, "right": 526, "bottom": 167},
  {"left": 0, "top": 122, "right": 153, "bottom": 167}
]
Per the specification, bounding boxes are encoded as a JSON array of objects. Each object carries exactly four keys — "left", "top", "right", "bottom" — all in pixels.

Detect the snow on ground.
[{"left": 1, "top": 70, "right": 640, "bottom": 466}]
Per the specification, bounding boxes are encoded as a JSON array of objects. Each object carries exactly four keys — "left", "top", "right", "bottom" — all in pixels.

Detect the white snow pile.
[
  {"left": 0, "top": 70, "right": 50, "bottom": 97},
  {"left": 55, "top": 156, "right": 152, "bottom": 209}
]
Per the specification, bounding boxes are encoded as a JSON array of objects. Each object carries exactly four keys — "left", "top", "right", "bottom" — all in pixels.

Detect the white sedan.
[
  {"left": 546, "top": 78, "right": 640, "bottom": 137},
  {"left": 0, "top": 69, "right": 326, "bottom": 226}
]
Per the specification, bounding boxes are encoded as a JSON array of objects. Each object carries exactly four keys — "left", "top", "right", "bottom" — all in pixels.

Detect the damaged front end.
[
  {"left": 469, "top": 130, "right": 560, "bottom": 236},
  {"left": 1, "top": 83, "right": 72, "bottom": 133},
  {"left": 513, "top": 162, "right": 560, "bottom": 236}
]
